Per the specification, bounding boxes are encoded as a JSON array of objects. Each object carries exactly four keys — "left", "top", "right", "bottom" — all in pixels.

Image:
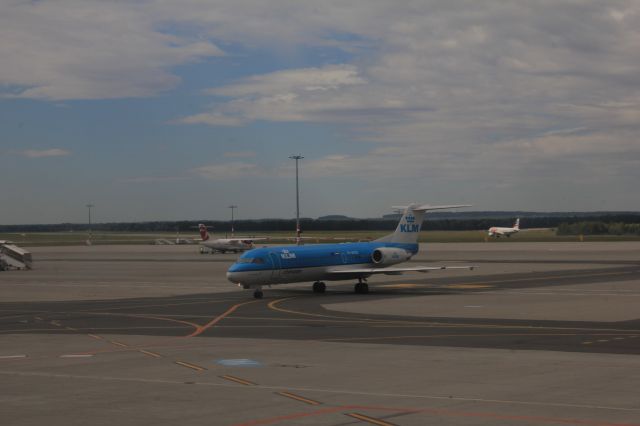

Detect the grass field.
[
  {"left": 2, "top": 229, "right": 640, "bottom": 246},
  {"left": 0, "top": 232, "right": 162, "bottom": 246}
]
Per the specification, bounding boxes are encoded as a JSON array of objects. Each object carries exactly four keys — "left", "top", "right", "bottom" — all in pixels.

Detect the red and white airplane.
[
  {"left": 488, "top": 218, "right": 520, "bottom": 238},
  {"left": 198, "top": 224, "right": 267, "bottom": 254}
]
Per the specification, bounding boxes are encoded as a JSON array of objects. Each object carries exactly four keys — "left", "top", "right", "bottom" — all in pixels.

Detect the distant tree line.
[
  {"left": 2, "top": 214, "right": 640, "bottom": 233},
  {"left": 556, "top": 221, "right": 640, "bottom": 235}
]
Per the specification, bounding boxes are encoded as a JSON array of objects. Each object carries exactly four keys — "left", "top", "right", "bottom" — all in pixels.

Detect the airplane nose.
[{"left": 226, "top": 271, "right": 239, "bottom": 283}]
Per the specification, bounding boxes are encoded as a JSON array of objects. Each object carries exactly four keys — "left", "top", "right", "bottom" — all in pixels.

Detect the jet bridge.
[{"left": 0, "top": 241, "right": 32, "bottom": 270}]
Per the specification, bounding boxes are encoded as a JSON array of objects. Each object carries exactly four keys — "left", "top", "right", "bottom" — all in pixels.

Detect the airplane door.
[{"left": 269, "top": 253, "right": 281, "bottom": 281}]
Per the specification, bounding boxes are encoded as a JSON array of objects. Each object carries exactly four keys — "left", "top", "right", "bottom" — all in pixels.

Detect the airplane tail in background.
[
  {"left": 376, "top": 204, "right": 471, "bottom": 244},
  {"left": 514, "top": 218, "right": 520, "bottom": 230},
  {"left": 198, "top": 224, "right": 210, "bottom": 241}
]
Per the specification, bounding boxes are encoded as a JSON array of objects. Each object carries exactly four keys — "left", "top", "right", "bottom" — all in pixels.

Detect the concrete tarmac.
[{"left": 1, "top": 242, "right": 639, "bottom": 425}]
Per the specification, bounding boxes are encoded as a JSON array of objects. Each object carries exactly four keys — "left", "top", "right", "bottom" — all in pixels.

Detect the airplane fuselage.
[
  {"left": 227, "top": 241, "right": 418, "bottom": 287},
  {"left": 201, "top": 239, "right": 252, "bottom": 253},
  {"left": 488, "top": 218, "right": 520, "bottom": 237},
  {"left": 488, "top": 227, "right": 518, "bottom": 237}
]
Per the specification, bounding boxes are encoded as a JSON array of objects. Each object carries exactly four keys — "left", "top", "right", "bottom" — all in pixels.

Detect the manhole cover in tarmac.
[{"left": 216, "top": 359, "right": 262, "bottom": 367}]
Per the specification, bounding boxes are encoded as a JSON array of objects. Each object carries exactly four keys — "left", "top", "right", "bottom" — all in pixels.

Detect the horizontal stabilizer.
[{"left": 391, "top": 204, "right": 472, "bottom": 212}]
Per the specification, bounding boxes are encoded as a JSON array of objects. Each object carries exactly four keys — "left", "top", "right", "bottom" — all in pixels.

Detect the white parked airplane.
[
  {"left": 227, "top": 204, "right": 475, "bottom": 298},
  {"left": 488, "top": 218, "right": 520, "bottom": 238},
  {"left": 198, "top": 224, "right": 266, "bottom": 254}
]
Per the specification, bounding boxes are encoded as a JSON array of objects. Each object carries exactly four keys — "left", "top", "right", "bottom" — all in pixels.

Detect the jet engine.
[{"left": 371, "top": 247, "right": 411, "bottom": 266}]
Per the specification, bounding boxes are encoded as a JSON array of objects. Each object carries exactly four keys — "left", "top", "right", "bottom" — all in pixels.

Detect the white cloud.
[
  {"left": 224, "top": 151, "right": 257, "bottom": 158},
  {"left": 179, "top": 64, "right": 369, "bottom": 124},
  {"left": 504, "top": 130, "right": 640, "bottom": 157},
  {"left": 209, "top": 65, "right": 365, "bottom": 97},
  {"left": 175, "top": 113, "right": 245, "bottom": 127},
  {"left": 120, "top": 176, "right": 187, "bottom": 184},
  {"left": 20, "top": 149, "right": 71, "bottom": 158},
  {"left": 171, "top": 1, "right": 640, "bottom": 209},
  {"left": 191, "top": 162, "right": 263, "bottom": 180},
  {"left": 4, "top": 0, "right": 640, "bottom": 211},
  {"left": 0, "top": 0, "right": 223, "bottom": 100},
  {"left": 177, "top": 1, "right": 640, "bottom": 168}
]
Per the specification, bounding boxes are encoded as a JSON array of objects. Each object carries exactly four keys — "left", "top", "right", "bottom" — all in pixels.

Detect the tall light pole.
[
  {"left": 86, "top": 204, "right": 94, "bottom": 245},
  {"left": 228, "top": 205, "right": 237, "bottom": 237},
  {"left": 288, "top": 155, "right": 304, "bottom": 244}
]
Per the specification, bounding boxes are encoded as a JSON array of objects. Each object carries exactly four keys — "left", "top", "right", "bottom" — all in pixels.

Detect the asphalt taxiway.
[{"left": 1, "top": 243, "right": 639, "bottom": 425}]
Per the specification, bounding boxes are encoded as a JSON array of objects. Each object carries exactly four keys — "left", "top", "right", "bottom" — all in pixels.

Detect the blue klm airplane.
[{"left": 226, "top": 204, "right": 474, "bottom": 298}]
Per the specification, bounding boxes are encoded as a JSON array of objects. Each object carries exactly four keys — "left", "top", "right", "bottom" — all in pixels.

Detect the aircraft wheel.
[
  {"left": 354, "top": 282, "right": 369, "bottom": 294},
  {"left": 253, "top": 290, "right": 263, "bottom": 299},
  {"left": 312, "top": 281, "right": 326, "bottom": 293}
]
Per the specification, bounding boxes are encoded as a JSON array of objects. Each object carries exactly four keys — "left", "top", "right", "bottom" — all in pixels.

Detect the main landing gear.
[
  {"left": 253, "top": 286, "right": 263, "bottom": 299},
  {"left": 354, "top": 278, "right": 369, "bottom": 294},
  {"left": 312, "top": 281, "right": 326, "bottom": 293}
]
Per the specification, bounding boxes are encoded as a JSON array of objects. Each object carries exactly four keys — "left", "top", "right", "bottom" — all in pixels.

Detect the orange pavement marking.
[
  {"left": 345, "top": 412, "right": 396, "bottom": 426},
  {"left": 220, "top": 375, "right": 256, "bottom": 386},
  {"left": 175, "top": 361, "right": 206, "bottom": 372},
  {"left": 276, "top": 391, "right": 321, "bottom": 405},
  {"left": 138, "top": 350, "right": 161, "bottom": 358},
  {"left": 187, "top": 300, "right": 260, "bottom": 337}
]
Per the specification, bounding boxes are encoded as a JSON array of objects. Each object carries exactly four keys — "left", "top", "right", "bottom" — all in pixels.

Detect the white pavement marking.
[
  {"left": 0, "top": 355, "right": 27, "bottom": 359},
  {"left": 0, "top": 370, "right": 638, "bottom": 413},
  {"left": 503, "top": 291, "right": 640, "bottom": 297},
  {"left": 59, "top": 354, "right": 94, "bottom": 358}
]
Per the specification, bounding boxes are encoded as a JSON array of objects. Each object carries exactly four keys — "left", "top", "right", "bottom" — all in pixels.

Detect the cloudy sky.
[{"left": 1, "top": 1, "right": 639, "bottom": 224}]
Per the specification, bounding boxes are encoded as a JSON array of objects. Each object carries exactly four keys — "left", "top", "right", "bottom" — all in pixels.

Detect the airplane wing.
[
  {"left": 327, "top": 265, "right": 475, "bottom": 276},
  {"left": 225, "top": 237, "right": 269, "bottom": 242},
  {"left": 280, "top": 236, "right": 316, "bottom": 240}
]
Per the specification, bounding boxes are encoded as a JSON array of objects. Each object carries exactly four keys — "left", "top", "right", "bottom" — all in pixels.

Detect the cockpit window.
[{"left": 252, "top": 257, "right": 265, "bottom": 264}]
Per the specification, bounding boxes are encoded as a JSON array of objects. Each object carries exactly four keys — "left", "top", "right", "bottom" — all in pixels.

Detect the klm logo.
[
  {"left": 280, "top": 249, "right": 297, "bottom": 259},
  {"left": 400, "top": 223, "right": 420, "bottom": 233},
  {"left": 400, "top": 214, "right": 419, "bottom": 232}
]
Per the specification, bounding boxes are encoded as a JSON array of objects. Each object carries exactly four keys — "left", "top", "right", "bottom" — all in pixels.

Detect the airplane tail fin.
[
  {"left": 514, "top": 218, "right": 520, "bottom": 230},
  {"left": 376, "top": 204, "right": 471, "bottom": 244},
  {"left": 198, "top": 224, "right": 210, "bottom": 241}
]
